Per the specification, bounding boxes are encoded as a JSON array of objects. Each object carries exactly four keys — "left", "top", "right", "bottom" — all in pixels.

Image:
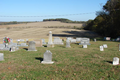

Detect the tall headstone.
[
  {"left": 41, "top": 50, "right": 54, "bottom": 64},
  {"left": 66, "top": 40, "right": 71, "bottom": 48},
  {"left": 28, "top": 41, "right": 37, "bottom": 51},
  {"left": 41, "top": 39, "right": 46, "bottom": 44},
  {"left": 47, "top": 31, "right": 54, "bottom": 47},
  {"left": 113, "top": 57, "right": 119, "bottom": 65},
  {"left": 0, "top": 53, "right": 4, "bottom": 61},
  {"left": 100, "top": 46, "right": 104, "bottom": 51},
  {"left": 119, "top": 44, "right": 120, "bottom": 51},
  {"left": 94, "top": 38, "right": 96, "bottom": 42}
]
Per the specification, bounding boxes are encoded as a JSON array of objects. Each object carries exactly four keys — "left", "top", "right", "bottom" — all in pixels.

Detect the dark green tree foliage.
[
  {"left": 84, "top": 0, "right": 120, "bottom": 38},
  {"left": 43, "top": 18, "right": 86, "bottom": 24}
]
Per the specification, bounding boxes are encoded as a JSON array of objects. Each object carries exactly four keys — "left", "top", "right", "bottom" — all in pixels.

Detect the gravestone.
[
  {"left": 103, "top": 44, "right": 107, "bottom": 48},
  {"left": 41, "top": 39, "right": 46, "bottom": 44},
  {"left": 100, "top": 46, "right": 104, "bottom": 51},
  {"left": 0, "top": 53, "right": 4, "bottom": 61},
  {"left": 79, "top": 38, "right": 90, "bottom": 45},
  {"left": 10, "top": 46, "right": 18, "bottom": 52},
  {"left": 53, "top": 37, "right": 63, "bottom": 45},
  {"left": 47, "top": 31, "right": 54, "bottom": 47},
  {"left": 20, "top": 43, "right": 28, "bottom": 46},
  {"left": 94, "top": 38, "right": 96, "bottom": 42},
  {"left": 40, "top": 40, "right": 44, "bottom": 47},
  {"left": 66, "top": 37, "right": 73, "bottom": 41},
  {"left": 66, "top": 40, "right": 71, "bottom": 48},
  {"left": 104, "top": 37, "right": 111, "bottom": 41},
  {"left": 70, "top": 39, "right": 76, "bottom": 43},
  {"left": 28, "top": 41, "right": 37, "bottom": 51},
  {"left": 76, "top": 38, "right": 82, "bottom": 42},
  {"left": 119, "top": 44, "right": 120, "bottom": 51},
  {"left": 0, "top": 44, "right": 5, "bottom": 50},
  {"left": 41, "top": 50, "right": 54, "bottom": 64},
  {"left": 116, "top": 38, "right": 120, "bottom": 41},
  {"left": 113, "top": 57, "right": 119, "bottom": 65},
  {"left": 82, "top": 45, "right": 87, "bottom": 48}
]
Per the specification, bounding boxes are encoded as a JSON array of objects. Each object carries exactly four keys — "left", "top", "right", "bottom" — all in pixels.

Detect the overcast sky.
[{"left": 0, "top": 0, "right": 107, "bottom": 21}]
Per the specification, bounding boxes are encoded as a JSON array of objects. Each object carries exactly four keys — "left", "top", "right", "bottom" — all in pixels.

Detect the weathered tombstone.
[
  {"left": 94, "top": 38, "right": 96, "bottom": 42},
  {"left": 113, "top": 57, "right": 119, "bottom": 65},
  {"left": 41, "top": 50, "right": 54, "bottom": 64},
  {"left": 79, "top": 38, "right": 90, "bottom": 45},
  {"left": 0, "top": 53, "right": 4, "bottom": 61},
  {"left": 66, "top": 37, "right": 73, "bottom": 41},
  {"left": 28, "top": 41, "right": 37, "bottom": 51},
  {"left": 53, "top": 37, "right": 63, "bottom": 45},
  {"left": 70, "top": 39, "right": 76, "bottom": 43},
  {"left": 40, "top": 40, "right": 44, "bottom": 47},
  {"left": 103, "top": 44, "right": 108, "bottom": 48},
  {"left": 47, "top": 31, "right": 54, "bottom": 47},
  {"left": 66, "top": 40, "right": 71, "bottom": 48},
  {"left": 0, "top": 44, "right": 5, "bottom": 50},
  {"left": 76, "top": 38, "right": 82, "bottom": 43},
  {"left": 10, "top": 46, "right": 17, "bottom": 52},
  {"left": 119, "top": 44, "right": 120, "bottom": 51},
  {"left": 41, "top": 39, "right": 46, "bottom": 44},
  {"left": 100, "top": 46, "right": 104, "bottom": 51},
  {"left": 104, "top": 37, "right": 111, "bottom": 41},
  {"left": 20, "top": 43, "right": 28, "bottom": 46},
  {"left": 82, "top": 45, "right": 87, "bottom": 48}
]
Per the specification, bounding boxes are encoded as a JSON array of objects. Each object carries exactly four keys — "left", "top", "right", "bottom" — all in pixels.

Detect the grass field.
[{"left": 0, "top": 40, "right": 120, "bottom": 80}]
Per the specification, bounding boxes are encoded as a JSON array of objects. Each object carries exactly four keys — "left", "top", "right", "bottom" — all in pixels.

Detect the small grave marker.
[
  {"left": 103, "top": 44, "right": 107, "bottom": 48},
  {"left": 66, "top": 40, "right": 71, "bottom": 48},
  {"left": 113, "top": 57, "right": 119, "bottom": 65},
  {"left": 0, "top": 53, "right": 4, "bottom": 61},
  {"left": 28, "top": 41, "right": 37, "bottom": 51},
  {"left": 82, "top": 45, "right": 87, "bottom": 48},
  {"left": 100, "top": 46, "right": 104, "bottom": 51},
  {"left": 41, "top": 50, "right": 54, "bottom": 64}
]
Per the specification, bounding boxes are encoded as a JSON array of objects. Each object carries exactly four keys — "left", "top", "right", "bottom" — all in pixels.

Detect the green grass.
[{"left": 0, "top": 41, "right": 120, "bottom": 80}]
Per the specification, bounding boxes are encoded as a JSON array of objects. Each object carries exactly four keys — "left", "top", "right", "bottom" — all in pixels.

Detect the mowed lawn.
[{"left": 0, "top": 40, "right": 120, "bottom": 80}]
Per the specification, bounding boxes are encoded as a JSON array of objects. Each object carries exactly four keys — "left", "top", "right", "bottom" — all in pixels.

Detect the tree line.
[
  {"left": 43, "top": 18, "right": 86, "bottom": 24},
  {"left": 84, "top": 0, "right": 120, "bottom": 38}
]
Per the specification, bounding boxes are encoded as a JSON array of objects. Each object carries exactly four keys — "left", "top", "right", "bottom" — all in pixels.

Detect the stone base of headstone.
[
  {"left": 28, "top": 49, "right": 37, "bottom": 51},
  {"left": 82, "top": 45, "right": 87, "bottom": 48},
  {"left": 41, "top": 61, "right": 54, "bottom": 64},
  {"left": 0, "top": 53, "right": 4, "bottom": 61},
  {"left": 47, "top": 44, "right": 54, "bottom": 47}
]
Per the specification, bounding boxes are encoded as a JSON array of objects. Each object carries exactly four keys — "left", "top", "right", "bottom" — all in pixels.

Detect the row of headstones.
[
  {"left": 0, "top": 51, "right": 119, "bottom": 65},
  {"left": 104, "top": 37, "right": 120, "bottom": 41}
]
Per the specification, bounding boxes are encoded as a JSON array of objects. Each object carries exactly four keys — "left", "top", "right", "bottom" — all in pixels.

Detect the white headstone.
[
  {"left": 66, "top": 40, "right": 71, "bottom": 48},
  {"left": 41, "top": 50, "right": 54, "bottom": 64},
  {"left": 118, "top": 44, "right": 120, "bottom": 51},
  {"left": 28, "top": 41, "right": 37, "bottom": 51},
  {"left": 83, "top": 45, "right": 87, "bottom": 48},
  {"left": 94, "top": 38, "right": 96, "bottom": 42},
  {"left": 76, "top": 38, "right": 82, "bottom": 42},
  {"left": 103, "top": 44, "right": 107, "bottom": 48},
  {"left": 0, "top": 53, "right": 4, "bottom": 61},
  {"left": 70, "top": 39, "right": 76, "bottom": 43},
  {"left": 113, "top": 57, "right": 119, "bottom": 65},
  {"left": 100, "top": 46, "right": 104, "bottom": 51},
  {"left": 10, "top": 46, "right": 16, "bottom": 52}
]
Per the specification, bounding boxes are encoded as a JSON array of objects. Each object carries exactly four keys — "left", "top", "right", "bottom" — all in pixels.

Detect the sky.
[{"left": 0, "top": 0, "right": 107, "bottom": 22}]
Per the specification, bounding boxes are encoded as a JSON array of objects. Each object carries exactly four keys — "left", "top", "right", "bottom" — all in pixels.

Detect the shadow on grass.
[
  {"left": 23, "top": 48, "right": 28, "bottom": 50},
  {"left": 104, "top": 60, "right": 113, "bottom": 64},
  {"left": 35, "top": 57, "right": 43, "bottom": 63}
]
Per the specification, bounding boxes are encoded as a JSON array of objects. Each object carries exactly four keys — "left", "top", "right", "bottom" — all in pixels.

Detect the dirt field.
[
  {"left": 0, "top": 21, "right": 83, "bottom": 28},
  {"left": 0, "top": 21, "right": 99, "bottom": 42}
]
